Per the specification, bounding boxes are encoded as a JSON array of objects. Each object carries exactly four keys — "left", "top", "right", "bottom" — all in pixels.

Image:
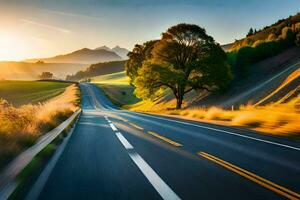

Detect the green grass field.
[
  {"left": 92, "top": 71, "right": 140, "bottom": 106},
  {"left": 91, "top": 71, "right": 130, "bottom": 85},
  {"left": 0, "top": 80, "right": 71, "bottom": 106}
]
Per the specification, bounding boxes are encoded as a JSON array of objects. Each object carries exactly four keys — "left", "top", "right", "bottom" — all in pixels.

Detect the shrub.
[
  {"left": 267, "top": 33, "right": 277, "bottom": 41},
  {"left": 252, "top": 40, "right": 264, "bottom": 47}
]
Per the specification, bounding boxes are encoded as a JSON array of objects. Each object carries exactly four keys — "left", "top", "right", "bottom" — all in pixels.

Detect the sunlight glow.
[{"left": 0, "top": 31, "right": 28, "bottom": 61}]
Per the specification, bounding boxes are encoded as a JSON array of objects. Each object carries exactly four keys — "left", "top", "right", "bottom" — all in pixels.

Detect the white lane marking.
[
  {"left": 115, "top": 132, "right": 134, "bottom": 149},
  {"left": 122, "top": 111, "right": 300, "bottom": 151},
  {"left": 88, "top": 84, "right": 300, "bottom": 151},
  {"left": 104, "top": 116, "right": 111, "bottom": 123},
  {"left": 109, "top": 123, "right": 118, "bottom": 131},
  {"left": 115, "top": 132, "right": 181, "bottom": 200}
]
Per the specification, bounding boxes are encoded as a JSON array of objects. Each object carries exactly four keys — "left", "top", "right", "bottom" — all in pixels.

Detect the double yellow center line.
[
  {"left": 148, "top": 131, "right": 182, "bottom": 147},
  {"left": 122, "top": 118, "right": 299, "bottom": 199},
  {"left": 198, "top": 151, "right": 300, "bottom": 200},
  {"left": 128, "top": 122, "right": 144, "bottom": 130},
  {"left": 126, "top": 121, "right": 182, "bottom": 147}
]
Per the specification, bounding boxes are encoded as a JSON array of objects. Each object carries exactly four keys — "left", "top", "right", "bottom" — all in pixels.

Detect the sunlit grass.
[
  {"left": 0, "top": 84, "right": 79, "bottom": 170},
  {"left": 92, "top": 71, "right": 139, "bottom": 106},
  {"left": 91, "top": 71, "right": 130, "bottom": 85},
  {"left": 0, "top": 80, "right": 71, "bottom": 106},
  {"left": 127, "top": 94, "right": 300, "bottom": 137}
]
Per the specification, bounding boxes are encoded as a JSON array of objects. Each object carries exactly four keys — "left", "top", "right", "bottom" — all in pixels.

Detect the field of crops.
[{"left": 0, "top": 80, "right": 71, "bottom": 106}]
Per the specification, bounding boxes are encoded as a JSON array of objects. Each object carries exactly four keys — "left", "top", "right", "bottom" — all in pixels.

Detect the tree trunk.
[{"left": 176, "top": 94, "right": 183, "bottom": 109}]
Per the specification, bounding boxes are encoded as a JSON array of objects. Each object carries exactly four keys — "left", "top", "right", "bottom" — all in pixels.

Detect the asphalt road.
[{"left": 30, "top": 83, "right": 300, "bottom": 200}]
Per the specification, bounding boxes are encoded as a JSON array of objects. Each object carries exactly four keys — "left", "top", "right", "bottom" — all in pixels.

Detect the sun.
[{"left": 0, "top": 31, "right": 28, "bottom": 61}]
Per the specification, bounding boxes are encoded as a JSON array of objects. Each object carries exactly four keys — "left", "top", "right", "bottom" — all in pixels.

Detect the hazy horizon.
[{"left": 0, "top": 0, "right": 300, "bottom": 61}]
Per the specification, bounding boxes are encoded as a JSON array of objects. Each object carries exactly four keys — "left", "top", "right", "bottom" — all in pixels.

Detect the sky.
[{"left": 0, "top": 0, "right": 299, "bottom": 61}]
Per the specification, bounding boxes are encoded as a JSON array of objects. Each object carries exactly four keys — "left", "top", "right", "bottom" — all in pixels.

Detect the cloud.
[
  {"left": 47, "top": 9, "right": 103, "bottom": 22},
  {"left": 20, "top": 19, "right": 71, "bottom": 34}
]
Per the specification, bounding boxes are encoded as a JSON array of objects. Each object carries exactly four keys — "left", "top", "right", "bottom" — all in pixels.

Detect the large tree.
[
  {"left": 125, "top": 40, "right": 158, "bottom": 84},
  {"left": 134, "top": 23, "right": 232, "bottom": 109}
]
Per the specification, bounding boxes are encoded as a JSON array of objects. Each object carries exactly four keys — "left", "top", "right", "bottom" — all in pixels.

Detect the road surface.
[{"left": 30, "top": 83, "right": 300, "bottom": 200}]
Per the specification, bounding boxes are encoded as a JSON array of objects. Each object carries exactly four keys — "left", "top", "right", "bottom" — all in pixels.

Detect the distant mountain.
[
  {"left": 95, "top": 45, "right": 129, "bottom": 59},
  {"left": 66, "top": 60, "right": 126, "bottom": 81},
  {"left": 25, "top": 48, "right": 122, "bottom": 64},
  {"left": 95, "top": 45, "right": 112, "bottom": 51},
  {"left": 111, "top": 46, "right": 129, "bottom": 59}
]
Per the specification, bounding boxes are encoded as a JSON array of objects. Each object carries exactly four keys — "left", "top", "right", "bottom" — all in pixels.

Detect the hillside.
[
  {"left": 0, "top": 62, "right": 86, "bottom": 80},
  {"left": 66, "top": 60, "right": 126, "bottom": 81},
  {"left": 230, "top": 12, "right": 300, "bottom": 51},
  {"left": 25, "top": 48, "right": 123, "bottom": 64},
  {"left": 91, "top": 71, "right": 129, "bottom": 84},
  {"left": 93, "top": 52, "right": 300, "bottom": 110},
  {"left": 143, "top": 47, "right": 300, "bottom": 109},
  {"left": 93, "top": 51, "right": 300, "bottom": 136},
  {"left": 221, "top": 43, "right": 234, "bottom": 51},
  {"left": 91, "top": 71, "right": 139, "bottom": 106}
]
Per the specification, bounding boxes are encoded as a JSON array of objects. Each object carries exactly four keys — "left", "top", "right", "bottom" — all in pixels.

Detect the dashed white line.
[
  {"left": 115, "top": 132, "right": 134, "bottom": 149},
  {"left": 104, "top": 116, "right": 111, "bottom": 123},
  {"left": 114, "top": 131, "right": 181, "bottom": 200},
  {"left": 109, "top": 123, "right": 118, "bottom": 131},
  {"left": 128, "top": 151, "right": 181, "bottom": 200}
]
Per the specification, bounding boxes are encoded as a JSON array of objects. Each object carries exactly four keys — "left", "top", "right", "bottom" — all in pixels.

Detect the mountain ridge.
[
  {"left": 95, "top": 45, "right": 129, "bottom": 59},
  {"left": 25, "top": 48, "right": 123, "bottom": 64}
]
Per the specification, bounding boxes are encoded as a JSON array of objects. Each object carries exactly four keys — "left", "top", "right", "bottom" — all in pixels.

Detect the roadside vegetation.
[
  {"left": 0, "top": 84, "right": 80, "bottom": 170},
  {"left": 228, "top": 13, "right": 300, "bottom": 78},
  {"left": 94, "top": 17, "right": 300, "bottom": 138},
  {"left": 92, "top": 71, "right": 139, "bottom": 106},
  {"left": 127, "top": 97, "right": 300, "bottom": 137},
  {"left": 0, "top": 80, "right": 71, "bottom": 106}
]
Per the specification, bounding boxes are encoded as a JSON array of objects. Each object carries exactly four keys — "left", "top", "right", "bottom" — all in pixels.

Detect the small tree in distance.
[
  {"left": 39, "top": 72, "right": 53, "bottom": 80},
  {"left": 247, "top": 28, "right": 254, "bottom": 36},
  {"left": 133, "top": 23, "right": 232, "bottom": 109}
]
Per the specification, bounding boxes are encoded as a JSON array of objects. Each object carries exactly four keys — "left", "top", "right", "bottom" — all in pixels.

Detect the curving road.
[{"left": 28, "top": 83, "right": 300, "bottom": 200}]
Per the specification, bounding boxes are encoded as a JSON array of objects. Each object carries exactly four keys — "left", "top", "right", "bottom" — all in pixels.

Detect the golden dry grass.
[
  {"left": 0, "top": 84, "right": 79, "bottom": 169},
  {"left": 129, "top": 95, "right": 300, "bottom": 137},
  {"left": 255, "top": 68, "right": 300, "bottom": 105}
]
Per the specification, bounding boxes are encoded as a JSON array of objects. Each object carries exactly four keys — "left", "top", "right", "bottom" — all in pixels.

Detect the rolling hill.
[
  {"left": 0, "top": 62, "right": 87, "bottom": 80},
  {"left": 230, "top": 12, "right": 300, "bottom": 51},
  {"left": 25, "top": 48, "right": 123, "bottom": 64},
  {"left": 66, "top": 60, "right": 126, "bottom": 81}
]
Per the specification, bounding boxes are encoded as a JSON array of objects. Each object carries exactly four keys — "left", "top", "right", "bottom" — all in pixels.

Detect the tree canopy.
[
  {"left": 131, "top": 23, "right": 232, "bottom": 109},
  {"left": 247, "top": 28, "right": 254, "bottom": 36},
  {"left": 125, "top": 40, "right": 158, "bottom": 84},
  {"left": 39, "top": 72, "right": 53, "bottom": 80}
]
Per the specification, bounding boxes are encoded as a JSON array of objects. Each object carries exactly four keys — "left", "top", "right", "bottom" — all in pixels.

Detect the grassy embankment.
[
  {"left": 0, "top": 81, "right": 80, "bottom": 170},
  {"left": 91, "top": 71, "right": 140, "bottom": 106},
  {"left": 94, "top": 71, "right": 300, "bottom": 138}
]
